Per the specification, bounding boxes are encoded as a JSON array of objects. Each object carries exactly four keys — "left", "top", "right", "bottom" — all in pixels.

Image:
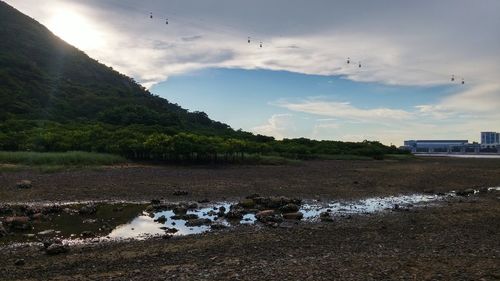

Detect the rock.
[
  {"left": 42, "top": 238, "right": 61, "bottom": 249},
  {"left": 16, "top": 180, "right": 32, "bottom": 189},
  {"left": 63, "top": 208, "right": 78, "bottom": 214},
  {"left": 4, "top": 216, "right": 31, "bottom": 231},
  {"left": 279, "top": 203, "right": 300, "bottom": 213},
  {"left": 238, "top": 199, "right": 255, "bottom": 208},
  {"left": 256, "top": 210, "right": 283, "bottom": 223},
  {"left": 82, "top": 219, "right": 97, "bottom": 224},
  {"left": 267, "top": 197, "right": 285, "bottom": 208},
  {"left": 185, "top": 218, "right": 211, "bottom": 227},
  {"left": 256, "top": 210, "right": 275, "bottom": 219},
  {"left": 210, "top": 223, "right": 228, "bottom": 230},
  {"left": 151, "top": 199, "right": 161, "bottom": 205},
  {"left": 187, "top": 202, "right": 198, "bottom": 209},
  {"left": 225, "top": 209, "right": 244, "bottom": 220},
  {"left": 217, "top": 206, "right": 226, "bottom": 217},
  {"left": 14, "top": 259, "right": 25, "bottom": 266},
  {"left": 173, "top": 190, "right": 188, "bottom": 196},
  {"left": 478, "top": 187, "right": 490, "bottom": 194},
  {"left": 456, "top": 188, "right": 475, "bottom": 197},
  {"left": 320, "top": 212, "right": 334, "bottom": 222},
  {"left": 173, "top": 206, "right": 188, "bottom": 214},
  {"left": 79, "top": 204, "right": 97, "bottom": 215},
  {"left": 81, "top": 231, "right": 94, "bottom": 238},
  {"left": 197, "top": 199, "right": 210, "bottom": 203},
  {"left": 37, "top": 229, "right": 55, "bottom": 235},
  {"left": 163, "top": 227, "right": 178, "bottom": 234},
  {"left": 0, "top": 222, "right": 7, "bottom": 237},
  {"left": 0, "top": 205, "right": 14, "bottom": 215},
  {"left": 46, "top": 243, "right": 69, "bottom": 255},
  {"left": 282, "top": 212, "right": 303, "bottom": 220},
  {"left": 31, "top": 213, "right": 44, "bottom": 220},
  {"left": 171, "top": 214, "right": 198, "bottom": 220},
  {"left": 155, "top": 215, "right": 167, "bottom": 224}
]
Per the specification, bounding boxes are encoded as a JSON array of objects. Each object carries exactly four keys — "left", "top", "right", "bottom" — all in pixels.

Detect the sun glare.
[{"left": 48, "top": 9, "right": 104, "bottom": 50}]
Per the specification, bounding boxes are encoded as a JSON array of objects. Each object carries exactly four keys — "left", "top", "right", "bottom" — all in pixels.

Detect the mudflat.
[
  {"left": 0, "top": 158, "right": 499, "bottom": 280},
  {"left": 1, "top": 157, "right": 499, "bottom": 202}
]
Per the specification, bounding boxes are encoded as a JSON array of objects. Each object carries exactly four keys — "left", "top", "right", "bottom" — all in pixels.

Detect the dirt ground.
[
  {"left": 0, "top": 158, "right": 499, "bottom": 280},
  {"left": 1, "top": 157, "right": 500, "bottom": 203}
]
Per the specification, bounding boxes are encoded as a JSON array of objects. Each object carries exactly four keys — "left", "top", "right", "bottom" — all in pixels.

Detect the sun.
[{"left": 47, "top": 9, "right": 104, "bottom": 50}]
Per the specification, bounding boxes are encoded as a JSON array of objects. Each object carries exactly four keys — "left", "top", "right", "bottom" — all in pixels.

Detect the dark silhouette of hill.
[{"left": 0, "top": 1, "right": 232, "bottom": 134}]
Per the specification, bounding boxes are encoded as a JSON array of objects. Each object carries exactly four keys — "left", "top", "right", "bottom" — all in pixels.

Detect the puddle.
[
  {"left": 1, "top": 188, "right": 497, "bottom": 246},
  {"left": 108, "top": 204, "right": 233, "bottom": 239}
]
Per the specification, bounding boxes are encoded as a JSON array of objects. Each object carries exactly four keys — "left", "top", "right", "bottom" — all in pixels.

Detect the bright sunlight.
[{"left": 47, "top": 8, "right": 103, "bottom": 50}]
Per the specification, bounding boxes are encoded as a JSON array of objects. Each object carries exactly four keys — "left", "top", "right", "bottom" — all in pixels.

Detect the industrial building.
[
  {"left": 402, "top": 132, "right": 500, "bottom": 153},
  {"left": 481, "top": 131, "right": 500, "bottom": 148},
  {"left": 402, "top": 140, "right": 479, "bottom": 153}
]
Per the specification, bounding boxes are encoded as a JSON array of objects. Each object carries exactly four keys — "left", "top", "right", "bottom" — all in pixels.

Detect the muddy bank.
[
  {"left": 1, "top": 158, "right": 500, "bottom": 203},
  {"left": 0, "top": 192, "right": 498, "bottom": 281}
]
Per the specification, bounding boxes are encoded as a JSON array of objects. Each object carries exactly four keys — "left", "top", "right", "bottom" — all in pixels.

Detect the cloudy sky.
[{"left": 5, "top": 0, "right": 500, "bottom": 145}]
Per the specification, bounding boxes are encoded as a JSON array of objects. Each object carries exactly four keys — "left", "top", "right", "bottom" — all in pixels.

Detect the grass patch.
[
  {"left": 313, "top": 154, "right": 373, "bottom": 160},
  {"left": 0, "top": 151, "right": 127, "bottom": 167},
  {"left": 224, "top": 154, "right": 302, "bottom": 165},
  {"left": 383, "top": 154, "right": 415, "bottom": 160}
]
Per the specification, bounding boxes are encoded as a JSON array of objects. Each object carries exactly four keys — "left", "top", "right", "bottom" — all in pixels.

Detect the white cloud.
[
  {"left": 252, "top": 114, "right": 295, "bottom": 140},
  {"left": 5, "top": 0, "right": 500, "bottom": 144},
  {"left": 275, "top": 98, "right": 413, "bottom": 122}
]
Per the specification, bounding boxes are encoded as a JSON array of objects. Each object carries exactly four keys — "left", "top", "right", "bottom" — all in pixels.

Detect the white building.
[{"left": 481, "top": 132, "right": 500, "bottom": 148}]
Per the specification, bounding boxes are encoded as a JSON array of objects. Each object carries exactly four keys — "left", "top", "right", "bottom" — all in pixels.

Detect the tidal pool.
[{"left": 1, "top": 188, "right": 495, "bottom": 246}]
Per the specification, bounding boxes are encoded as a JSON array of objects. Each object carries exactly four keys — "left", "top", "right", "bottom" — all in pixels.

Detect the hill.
[
  {"left": 0, "top": 1, "right": 405, "bottom": 161},
  {"left": 0, "top": 1, "right": 232, "bottom": 134}
]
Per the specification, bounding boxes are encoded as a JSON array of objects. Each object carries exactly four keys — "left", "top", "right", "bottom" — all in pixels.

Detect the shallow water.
[
  {"left": 1, "top": 189, "right": 495, "bottom": 246},
  {"left": 102, "top": 194, "right": 446, "bottom": 240}
]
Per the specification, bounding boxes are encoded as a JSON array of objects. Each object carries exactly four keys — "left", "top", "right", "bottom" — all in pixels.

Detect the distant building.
[
  {"left": 402, "top": 140, "right": 474, "bottom": 153},
  {"left": 481, "top": 132, "right": 500, "bottom": 148}
]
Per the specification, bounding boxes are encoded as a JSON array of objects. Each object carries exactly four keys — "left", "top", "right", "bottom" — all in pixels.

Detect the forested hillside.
[
  {"left": 0, "top": 1, "right": 232, "bottom": 133},
  {"left": 0, "top": 1, "right": 405, "bottom": 161}
]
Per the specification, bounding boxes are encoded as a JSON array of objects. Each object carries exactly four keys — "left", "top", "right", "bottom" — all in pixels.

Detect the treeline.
[{"left": 0, "top": 120, "right": 406, "bottom": 162}]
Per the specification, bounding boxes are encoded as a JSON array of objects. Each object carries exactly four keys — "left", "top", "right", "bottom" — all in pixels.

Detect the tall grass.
[{"left": 0, "top": 151, "right": 126, "bottom": 166}]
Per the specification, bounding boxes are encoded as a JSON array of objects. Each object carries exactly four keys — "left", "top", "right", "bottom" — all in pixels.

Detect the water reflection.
[{"left": 106, "top": 193, "right": 446, "bottom": 240}]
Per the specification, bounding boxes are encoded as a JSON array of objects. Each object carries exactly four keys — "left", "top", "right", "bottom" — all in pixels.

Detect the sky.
[{"left": 5, "top": 0, "right": 500, "bottom": 145}]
